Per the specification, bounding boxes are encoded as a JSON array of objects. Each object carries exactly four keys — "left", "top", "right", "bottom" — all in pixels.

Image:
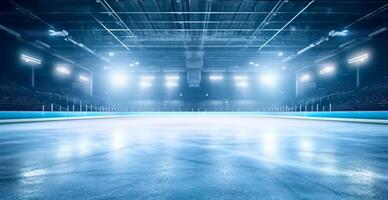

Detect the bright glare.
[
  {"left": 79, "top": 75, "right": 90, "bottom": 82},
  {"left": 165, "top": 75, "right": 180, "bottom": 80},
  {"left": 209, "top": 75, "right": 224, "bottom": 81},
  {"left": 56, "top": 66, "right": 71, "bottom": 75},
  {"left": 233, "top": 75, "right": 248, "bottom": 81},
  {"left": 135, "top": 62, "right": 139, "bottom": 65},
  {"left": 235, "top": 81, "right": 248, "bottom": 87},
  {"left": 141, "top": 75, "right": 155, "bottom": 80},
  {"left": 278, "top": 52, "right": 283, "bottom": 56},
  {"left": 348, "top": 53, "right": 369, "bottom": 64},
  {"left": 109, "top": 52, "right": 115, "bottom": 56},
  {"left": 166, "top": 81, "right": 178, "bottom": 87},
  {"left": 249, "top": 62, "right": 254, "bottom": 65},
  {"left": 299, "top": 74, "right": 311, "bottom": 82},
  {"left": 260, "top": 74, "right": 277, "bottom": 87},
  {"left": 140, "top": 81, "right": 152, "bottom": 88},
  {"left": 110, "top": 73, "right": 127, "bottom": 87},
  {"left": 319, "top": 65, "right": 335, "bottom": 75}
]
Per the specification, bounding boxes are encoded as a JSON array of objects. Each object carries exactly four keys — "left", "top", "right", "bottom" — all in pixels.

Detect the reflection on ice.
[
  {"left": 77, "top": 137, "right": 91, "bottom": 156},
  {"left": 261, "top": 133, "right": 278, "bottom": 158},
  {"left": 22, "top": 169, "right": 46, "bottom": 178},
  {"left": 112, "top": 129, "right": 126, "bottom": 150},
  {"left": 57, "top": 143, "right": 72, "bottom": 159},
  {"left": 298, "top": 138, "right": 314, "bottom": 159}
]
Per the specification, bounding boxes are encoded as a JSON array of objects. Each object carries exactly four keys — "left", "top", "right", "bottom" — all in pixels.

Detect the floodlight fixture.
[
  {"left": 79, "top": 75, "right": 90, "bottom": 82},
  {"left": 21, "top": 54, "right": 41, "bottom": 65},
  {"left": 140, "top": 81, "right": 152, "bottom": 88},
  {"left": 348, "top": 53, "right": 369, "bottom": 64},
  {"left": 209, "top": 75, "right": 224, "bottom": 81},
  {"left": 233, "top": 75, "right": 248, "bottom": 81},
  {"left": 299, "top": 74, "right": 311, "bottom": 82},
  {"left": 236, "top": 81, "right": 248, "bottom": 87},
  {"left": 166, "top": 81, "right": 178, "bottom": 87},
  {"left": 56, "top": 65, "right": 71, "bottom": 75},
  {"left": 140, "top": 75, "right": 155, "bottom": 81},
  {"left": 319, "top": 65, "right": 335, "bottom": 75},
  {"left": 165, "top": 75, "right": 180, "bottom": 81}
]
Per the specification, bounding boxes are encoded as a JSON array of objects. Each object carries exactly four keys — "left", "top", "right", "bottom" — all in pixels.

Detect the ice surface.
[{"left": 0, "top": 116, "right": 387, "bottom": 199}]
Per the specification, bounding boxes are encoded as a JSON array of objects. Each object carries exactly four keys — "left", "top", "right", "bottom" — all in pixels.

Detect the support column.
[
  {"left": 185, "top": 51, "right": 203, "bottom": 87},
  {"left": 31, "top": 66, "right": 35, "bottom": 88}
]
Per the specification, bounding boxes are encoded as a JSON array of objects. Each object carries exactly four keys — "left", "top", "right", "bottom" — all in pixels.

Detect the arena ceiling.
[{"left": 0, "top": 0, "right": 387, "bottom": 74}]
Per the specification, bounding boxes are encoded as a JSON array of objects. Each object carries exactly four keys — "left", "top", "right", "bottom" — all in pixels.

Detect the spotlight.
[
  {"left": 278, "top": 52, "right": 283, "bottom": 56},
  {"left": 249, "top": 62, "right": 254, "bottom": 65},
  {"left": 108, "top": 52, "right": 115, "bottom": 57},
  {"left": 260, "top": 74, "right": 277, "bottom": 86},
  {"left": 56, "top": 65, "right": 71, "bottom": 75},
  {"left": 135, "top": 62, "right": 139, "bottom": 65},
  {"left": 299, "top": 74, "right": 311, "bottom": 82},
  {"left": 110, "top": 72, "right": 127, "bottom": 87},
  {"left": 319, "top": 65, "right": 335, "bottom": 75}
]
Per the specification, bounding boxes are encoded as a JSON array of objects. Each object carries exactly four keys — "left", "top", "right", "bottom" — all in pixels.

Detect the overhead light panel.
[
  {"left": 48, "top": 29, "right": 69, "bottom": 37},
  {"left": 329, "top": 29, "right": 349, "bottom": 37}
]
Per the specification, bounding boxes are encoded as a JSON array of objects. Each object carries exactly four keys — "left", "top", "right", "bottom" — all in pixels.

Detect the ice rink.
[{"left": 0, "top": 116, "right": 387, "bottom": 199}]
